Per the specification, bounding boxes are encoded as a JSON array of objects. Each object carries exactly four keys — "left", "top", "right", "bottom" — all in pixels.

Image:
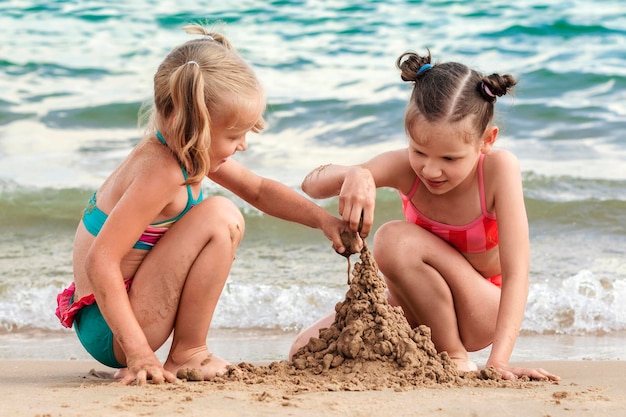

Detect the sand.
[
  {"left": 3, "top": 246, "right": 624, "bottom": 416},
  {"left": 1, "top": 359, "right": 625, "bottom": 416},
  {"left": 209, "top": 244, "right": 467, "bottom": 392}
]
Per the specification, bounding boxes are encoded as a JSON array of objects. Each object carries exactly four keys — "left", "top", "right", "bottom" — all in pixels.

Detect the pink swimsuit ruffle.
[
  {"left": 55, "top": 280, "right": 132, "bottom": 328},
  {"left": 55, "top": 283, "right": 94, "bottom": 328}
]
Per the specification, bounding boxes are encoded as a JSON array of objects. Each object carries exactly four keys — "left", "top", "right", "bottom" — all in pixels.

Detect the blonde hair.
[{"left": 143, "top": 24, "right": 265, "bottom": 184}]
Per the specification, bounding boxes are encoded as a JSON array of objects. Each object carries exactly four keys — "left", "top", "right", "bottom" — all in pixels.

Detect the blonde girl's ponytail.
[{"left": 168, "top": 61, "right": 211, "bottom": 184}]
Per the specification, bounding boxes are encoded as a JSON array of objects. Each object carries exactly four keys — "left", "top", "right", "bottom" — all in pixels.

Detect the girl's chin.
[{"left": 210, "top": 159, "right": 229, "bottom": 172}]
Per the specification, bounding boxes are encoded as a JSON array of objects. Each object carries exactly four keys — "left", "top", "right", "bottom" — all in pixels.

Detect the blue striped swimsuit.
[{"left": 82, "top": 131, "right": 203, "bottom": 250}]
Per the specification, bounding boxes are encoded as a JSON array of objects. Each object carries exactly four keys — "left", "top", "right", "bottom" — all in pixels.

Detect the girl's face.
[
  {"left": 407, "top": 119, "right": 492, "bottom": 195},
  {"left": 209, "top": 95, "right": 265, "bottom": 172},
  {"left": 209, "top": 120, "right": 250, "bottom": 172}
]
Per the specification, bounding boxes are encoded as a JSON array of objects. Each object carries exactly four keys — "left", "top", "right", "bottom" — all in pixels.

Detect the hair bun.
[{"left": 397, "top": 50, "right": 432, "bottom": 82}]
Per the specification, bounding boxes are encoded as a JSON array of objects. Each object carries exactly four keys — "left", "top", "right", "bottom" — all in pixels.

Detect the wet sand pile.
[
  {"left": 212, "top": 244, "right": 528, "bottom": 392},
  {"left": 289, "top": 243, "right": 460, "bottom": 387}
]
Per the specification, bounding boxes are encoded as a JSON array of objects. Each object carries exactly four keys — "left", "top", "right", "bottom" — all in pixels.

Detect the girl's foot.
[
  {"left": 452, "top": 357, "right": 478, "bottom": 372},
  {"left": 164, "top": 347, "right": 230, "bottom": 380},
  {"left": 113, "top": 368, "right": 128, "bottom": 380}
]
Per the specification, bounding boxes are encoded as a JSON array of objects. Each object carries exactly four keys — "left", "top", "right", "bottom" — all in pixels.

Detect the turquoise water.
[{"left": 1, "top": 1, "right": 625, "bottom": 360}]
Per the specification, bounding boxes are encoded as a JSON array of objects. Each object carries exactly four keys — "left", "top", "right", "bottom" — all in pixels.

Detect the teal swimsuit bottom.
[{"left": 74, "top": 298, "right": 125, "bottom": 368}]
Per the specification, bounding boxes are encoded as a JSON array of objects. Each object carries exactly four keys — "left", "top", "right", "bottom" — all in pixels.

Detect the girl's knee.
[
  {"left": 373, "top": 221, "right": 412, "bottom": 270},
  {"left": 215, "top": 197, "right": 245, "bottom": 242},
  {"left": 373, "top": 221, "right": 401, "bottom": 249},
  {"left": 373, "top": 221, "right": 438, "bottom": 283},
  {"left": 373, "top": 220, "right": 416, "bottom": 244},
  {"left": 196, "top": 196, "right": 245, "bottom": 245}
]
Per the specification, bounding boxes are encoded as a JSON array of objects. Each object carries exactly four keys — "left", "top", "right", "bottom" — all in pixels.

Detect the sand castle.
[
  {"left": 288, "top": 243, "right": 461, "bottom": 389},
  {"left": 206, "top": 243, "right": 524, "bottom": 391}
]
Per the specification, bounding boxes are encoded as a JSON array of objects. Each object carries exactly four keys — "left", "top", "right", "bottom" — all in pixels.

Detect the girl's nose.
[{"left": 421, "top": 160, "right": 441, "bottom": 178}]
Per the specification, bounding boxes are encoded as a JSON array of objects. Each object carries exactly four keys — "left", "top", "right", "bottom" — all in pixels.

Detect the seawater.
[{"left": 1, "top": 0, "right": 625, "bottom": 361}]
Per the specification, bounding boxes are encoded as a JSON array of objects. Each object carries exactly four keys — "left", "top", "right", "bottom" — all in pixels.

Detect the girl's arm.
[
  {"left": 85, "top": 169, "right": 180, "bottom": 384},
  {"left": 486, "top": 150, "right": 559, "bottom": 381},
  {"left": 300, "top": 149, "right": 412, "bottom": 237},
  {"left": 303, "top": 163, "right": 376, "bottom": 236},
  {"left": 209, "top": 159, "right": 351, "bottom": 253}
]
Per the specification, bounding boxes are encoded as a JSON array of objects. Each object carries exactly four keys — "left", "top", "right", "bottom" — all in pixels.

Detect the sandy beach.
[
  {"left": 3, "top": 246, "right": 624, "bottom": 417},
  {"left": 0, "top": 359, "right": 623, "bottom": 416}
]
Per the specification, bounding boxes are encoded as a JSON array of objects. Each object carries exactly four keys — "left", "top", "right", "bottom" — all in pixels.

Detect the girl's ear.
[{"left": 480, "top": 126, "right": 498, "bottom": 153}]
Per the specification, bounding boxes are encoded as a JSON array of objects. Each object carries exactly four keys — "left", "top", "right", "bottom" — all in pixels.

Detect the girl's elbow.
[
  {"left": 84, "top": 246, "right": 117, "bottom": 281},
  {"left": 301, "top": 181, "right": 314, "bottom": 197},
  {"left": 301, "top": 177, "right": 320, "bottom": 198},
  {"left": 84, "top": 247, "right": 98, "bottom": 273},
  {"left": 83, "top": 251, "right": 104, "bottom": 283}
]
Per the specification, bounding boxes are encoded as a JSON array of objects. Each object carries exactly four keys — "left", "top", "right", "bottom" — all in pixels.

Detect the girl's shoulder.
[
  {"left": 482, "top": 148, "right": 520, "bottom": 175},
  {"left": 120, "top": 138, "right": 186, "bottom": 190},
  {"left": 482, "top": 149, "right": 523, "bottom": 202},
  {"left": 140, "top": 137, "right": 182, "bottom": 168},
  {"left": 366, "top": 148, "right": 414, "bottom": 192}
]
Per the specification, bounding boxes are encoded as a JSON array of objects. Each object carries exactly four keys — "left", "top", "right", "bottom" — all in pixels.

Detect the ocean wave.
[
  {"left": 41, "top": 101, "right": 142, "bottom": 129},
  {"left": 2, "top": 268, "right": 625, "bottom": 336},
  {"left": 486, "top": 19, "right": 626, "bottom": 40},
  {"left": 0, "top": 184, "right": 89, "bottom": 226},
  {"left": 525, "top": 269, "right": 626, "bottom": 335},
  {"left": 524, "top": 173, "right": 626, "bottom": 200}
]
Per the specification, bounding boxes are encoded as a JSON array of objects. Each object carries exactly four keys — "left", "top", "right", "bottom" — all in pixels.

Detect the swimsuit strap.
[
  {"left": 156, "top": 130, "right": 190, "bottom": 180},
  {"left": 404, "top": 175, "right": 420, "bottom": 200},
  {"left": 477, "top": 154, "right": 491, "bottom": 216},
  {"left": 156, "top": 131, "right": 167, "bottom": 146},
  {"left": 155, "top": 131, "right": 203, "bottom": 205}
]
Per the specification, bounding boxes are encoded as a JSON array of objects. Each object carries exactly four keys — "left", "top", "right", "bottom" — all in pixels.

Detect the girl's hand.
[
  {"left": 120, "top": 353, "right": 179, "bottom": 385},
  {"left": 487, "top": 360, "right": 560, "bottom": 381},
  {"left": 338, "top": 167, "right": 376, "bottom": 238},
  {"left": 321, "top": 214, "right": 363, "bottom": 256}
]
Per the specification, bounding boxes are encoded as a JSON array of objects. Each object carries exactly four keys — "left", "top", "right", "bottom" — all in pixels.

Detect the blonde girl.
[{"left": 56, "top": 24, "right": 352, "bottom": 385}]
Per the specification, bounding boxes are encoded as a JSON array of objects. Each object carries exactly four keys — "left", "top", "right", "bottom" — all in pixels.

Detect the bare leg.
[
  {"left": 113, "top": 196, "right": 244, "bottom": 379},
  {"left": 373, "top": 221, "right": 500, "bottom": 372},
  {"left": 163, "top": 201, "right": 243, "bottom": 379},
  {"left": 289, "top": 312, "right": 335, "bottom": 359}
]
